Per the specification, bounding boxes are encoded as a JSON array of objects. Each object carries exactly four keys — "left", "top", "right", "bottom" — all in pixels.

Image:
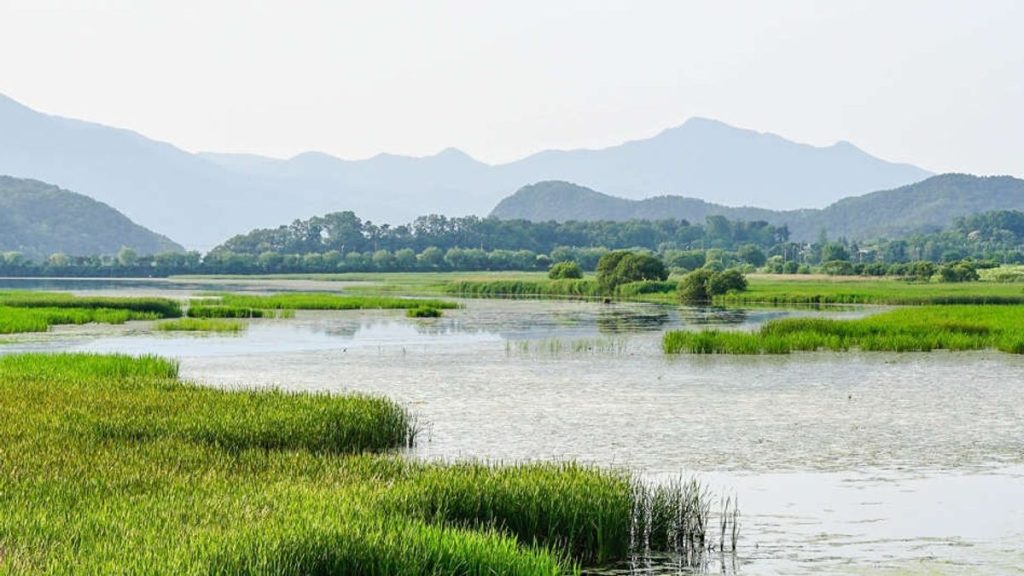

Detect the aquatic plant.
[
  {"left": 664, "top": 305, "right": 1024, "bottom": 354},
  {"left": 210, "top": 292, "right": 457, "bottom": 311},
  {"left": 187, "top": 304, "right": 266, "bottom": 318},
  {"left": 0, "top": 353, "right": 736, "bottom": 573},
  {"left": 0, "top": 290, "right": 182, "bottom": 317},
  {"left": 156, "top": 318, "right": 246, "bottom": 332},
  {"left": 0, "top": 305, "right": 160, "bottom": 334}
]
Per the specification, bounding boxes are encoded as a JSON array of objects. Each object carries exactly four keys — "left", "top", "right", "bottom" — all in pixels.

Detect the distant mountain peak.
[{"left": 0, "top": 92, "right": 936, "bottom": 248}]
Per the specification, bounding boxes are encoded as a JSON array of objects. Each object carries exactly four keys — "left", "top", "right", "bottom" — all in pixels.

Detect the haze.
[{"left": 1, "top": 0, "right": 1021, "bottom": 177}]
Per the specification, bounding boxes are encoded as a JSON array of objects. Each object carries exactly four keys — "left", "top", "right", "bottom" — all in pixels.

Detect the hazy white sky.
[{"left": 1, "top": 0, "right": 1021, "bottom": 175}]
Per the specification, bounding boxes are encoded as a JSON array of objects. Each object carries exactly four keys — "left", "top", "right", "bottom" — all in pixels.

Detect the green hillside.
[
  {"left": 0, "top": 176, "right": 183, "bottom": 260},
  {"left": 490, "top": 175, "right": 1024, "bottom": 242}
]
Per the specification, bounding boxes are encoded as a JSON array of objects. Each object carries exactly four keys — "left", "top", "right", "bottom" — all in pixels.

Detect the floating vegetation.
[
  {"left": 406, "top": 306, "right": 443, "bottom": 318},
  {"left": 0, "top": 353, "right": 734, "bottom": 573},
  {"left": 156, "top": 318, "right": 246, "bottom": 333},
  {"left": 664, "top": 305, "right": 1024, "bottom": 354}
]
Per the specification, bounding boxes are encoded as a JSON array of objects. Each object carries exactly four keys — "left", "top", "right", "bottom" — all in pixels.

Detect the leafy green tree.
[
  {"left": 708, "top": 269, "right": 748, "bottom": 294},
  {"left": 678, "top": 269, "right": 748, "bottom": 304},
  {"left": 737, "top": 244, "right": 767, "bottom": 267},
  {"left": 548, "top": 261, "right": 583, "bottom": 280},
  {"left": 677, "top": 269, "right": 714, "bottom": 303}
]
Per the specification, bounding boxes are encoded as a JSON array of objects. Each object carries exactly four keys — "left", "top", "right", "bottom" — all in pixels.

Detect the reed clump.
[
  {"left": 664, "top": 305, "right": 1024, "bottom": 354},
  {"left": 447, "top": 279, "right": 601, "bottom": 299},
  {"left": 406, "top": 306, "right": 443, "bottom": 318},
  {"left": 0, "top": 305, "right": 161, "bottom": 334},
  {"left": 208, "top": 292, "right": 457, "bottom": 311},
  {"left": 187, "top": 304, "right": 266, "bottom": 318},
  {"left": 156, "top": 318, "right": 246, "bottom": 333},
  {"left": 0, "top": 353, "right": 733, "bottom": 574},
  {"left": 0, "top": 290, "right": 182, "bottom": 317}
]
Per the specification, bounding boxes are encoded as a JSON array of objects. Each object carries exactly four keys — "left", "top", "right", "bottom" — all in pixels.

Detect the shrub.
[
  {"left": 678, "top": 269, "right": 748, "bottom": 304},
  {"left": 677, "top": 269, "right": 714, "bottom": 304},
  {"left": 547, "top": 261, "right": 583, "bottom": 280},
  {"left": 708, "top": 269, "right": 748, "bottom": 294},
  {"left": 939, "top": 261, "right": 980, "bottom": 283}
]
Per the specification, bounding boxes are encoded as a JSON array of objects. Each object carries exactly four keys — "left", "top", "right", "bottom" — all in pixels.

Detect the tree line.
[{"left": 2, "top": 210, "right": 1024, "bottom": 277}]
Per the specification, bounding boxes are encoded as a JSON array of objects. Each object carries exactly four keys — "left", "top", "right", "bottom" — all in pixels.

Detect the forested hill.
[
  {"left": 0, "top": 176, "right": 183, "bottom": 260},
  {"left": 490, "top": 175, "right": 1024, "bottom": 242}
]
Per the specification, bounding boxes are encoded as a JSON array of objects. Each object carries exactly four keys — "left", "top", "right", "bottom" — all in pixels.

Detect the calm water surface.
[{"left": 2, "top": 280, "right": 1022, "bottom": 575}]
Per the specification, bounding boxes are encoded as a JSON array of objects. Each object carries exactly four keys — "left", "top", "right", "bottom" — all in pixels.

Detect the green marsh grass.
[
  {"left": 0, "top": 290, "right": 182, "bottom": 317},
  {"left": 0, "top": 353, "right": 731, "bottom": 574},
  {"left": 447, "top": 279, "right": 601, "bottom": 299},
  {"left": 664, "top": 305, "right": 1024, "bottom": 355},
  {"left": 187, "top": 304, "right": 266, "bottom": 318},
  {"left": 157, "top": 318, "right": 246, "bottom": 332},
  {"left": 0, "top": 305, "right": 160, "bottom": 334},
  {"left": 718, "top": 276, "right": 1024, "bottom": 306},
  {"left": 209, "top": 292, "right": 457, "bottom": 311}
]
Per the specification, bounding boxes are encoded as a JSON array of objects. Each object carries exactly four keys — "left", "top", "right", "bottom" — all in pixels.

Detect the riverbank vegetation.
[
  {"left": 203, "top": 292, "right": 458, "bottom": 311},
  {"left": 0, "top": 291, "right": 180, "bottom": 334},
  {"left": 0, "top": 353, "right": 734, "bottom": 573},
  {"left": 664, "top": 305, "right": 1024, "bottom": 355}
]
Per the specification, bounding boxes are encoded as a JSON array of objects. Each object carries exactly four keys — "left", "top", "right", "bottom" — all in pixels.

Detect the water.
[{"left": 2, "top": 280, "right": 1022, "bottom": 574}]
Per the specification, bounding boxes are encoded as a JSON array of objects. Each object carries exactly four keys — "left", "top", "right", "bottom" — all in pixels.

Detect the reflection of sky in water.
[{"left": 1, "top": 288, "right": 1021, "bottom": 575}]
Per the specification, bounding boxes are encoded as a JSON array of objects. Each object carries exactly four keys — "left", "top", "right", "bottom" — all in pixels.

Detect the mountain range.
[
  {"left": 490, "top": 175, "right": 1024, "bottom": 242},
  {"left": 0, "top": 93, "right": 931, "bottom": 249},
  {"left": 0, "top": 176, "right": 182, "bottom": 260}
]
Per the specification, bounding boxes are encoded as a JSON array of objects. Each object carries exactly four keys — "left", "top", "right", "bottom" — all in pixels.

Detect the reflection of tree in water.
[
  {"left": 596, "top": 307, "right": 671, "bottom": 334},
  {"left": 677, "top": 306, "right": 748, "bottom": 326}
]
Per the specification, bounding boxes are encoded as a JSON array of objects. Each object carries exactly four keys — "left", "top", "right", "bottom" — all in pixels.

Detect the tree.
[
  {"left": 708, "top": 269, "right": 748, "bottom": 294},
  {"left": 548, "top": 261, "right": 583, "bottom": 280},
  {"left": 116, "top": 246, "right": 138, "bottom": 267},
  {"left": 737, "top": 244, "right": 767, "bottom": 267},
  {"left": 596, "top": 251, "right": 668, "bottom": 293},
  {"left": 677, "top": 269, "right": 714, "bottom": 303},
  {"left": 678, "top": 269, "right": 748, "bottom": 304}
]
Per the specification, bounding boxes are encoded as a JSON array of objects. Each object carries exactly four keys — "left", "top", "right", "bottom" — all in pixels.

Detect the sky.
[{"left": 1, "top": 0, "right": 1022, "bottom": 176}]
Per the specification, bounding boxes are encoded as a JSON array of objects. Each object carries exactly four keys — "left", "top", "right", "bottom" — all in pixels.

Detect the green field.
[
  {"left": 716, "top": 275, "right": 1024, "bottom": 305},
  {"left": 664, "top": 305, "right": 1024, "bottom": 354},
  {"left": 0, "top": 353, "right": 721, "bottom": 574},
  {"left": 176, "top": 270, "right": 1024, "bottom": 306}
]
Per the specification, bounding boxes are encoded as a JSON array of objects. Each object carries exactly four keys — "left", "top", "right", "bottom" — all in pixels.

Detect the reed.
[
  {"left": 0, "top": 290, "right": 182, "bottom": 317},
  {"left": 187, "top": 304, "right": 266, "bottom": 318},
  {"left": 447, "top": 279, "right": 601, "bottom": 299},
  {"left": 664, "top": 305, "right": 1024, "bottom": 354},
  {"left": 0, "top": 353, "right": 731, "bottom": 573},
  {"left": 0, "top": 305, "right": 160, "bottom": 334},
  {"left": 156, "top": 318, "right": 246, "bottom": 332},
  {"left": 209, "top": 292, "right": 457, "bottom": 311}
]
